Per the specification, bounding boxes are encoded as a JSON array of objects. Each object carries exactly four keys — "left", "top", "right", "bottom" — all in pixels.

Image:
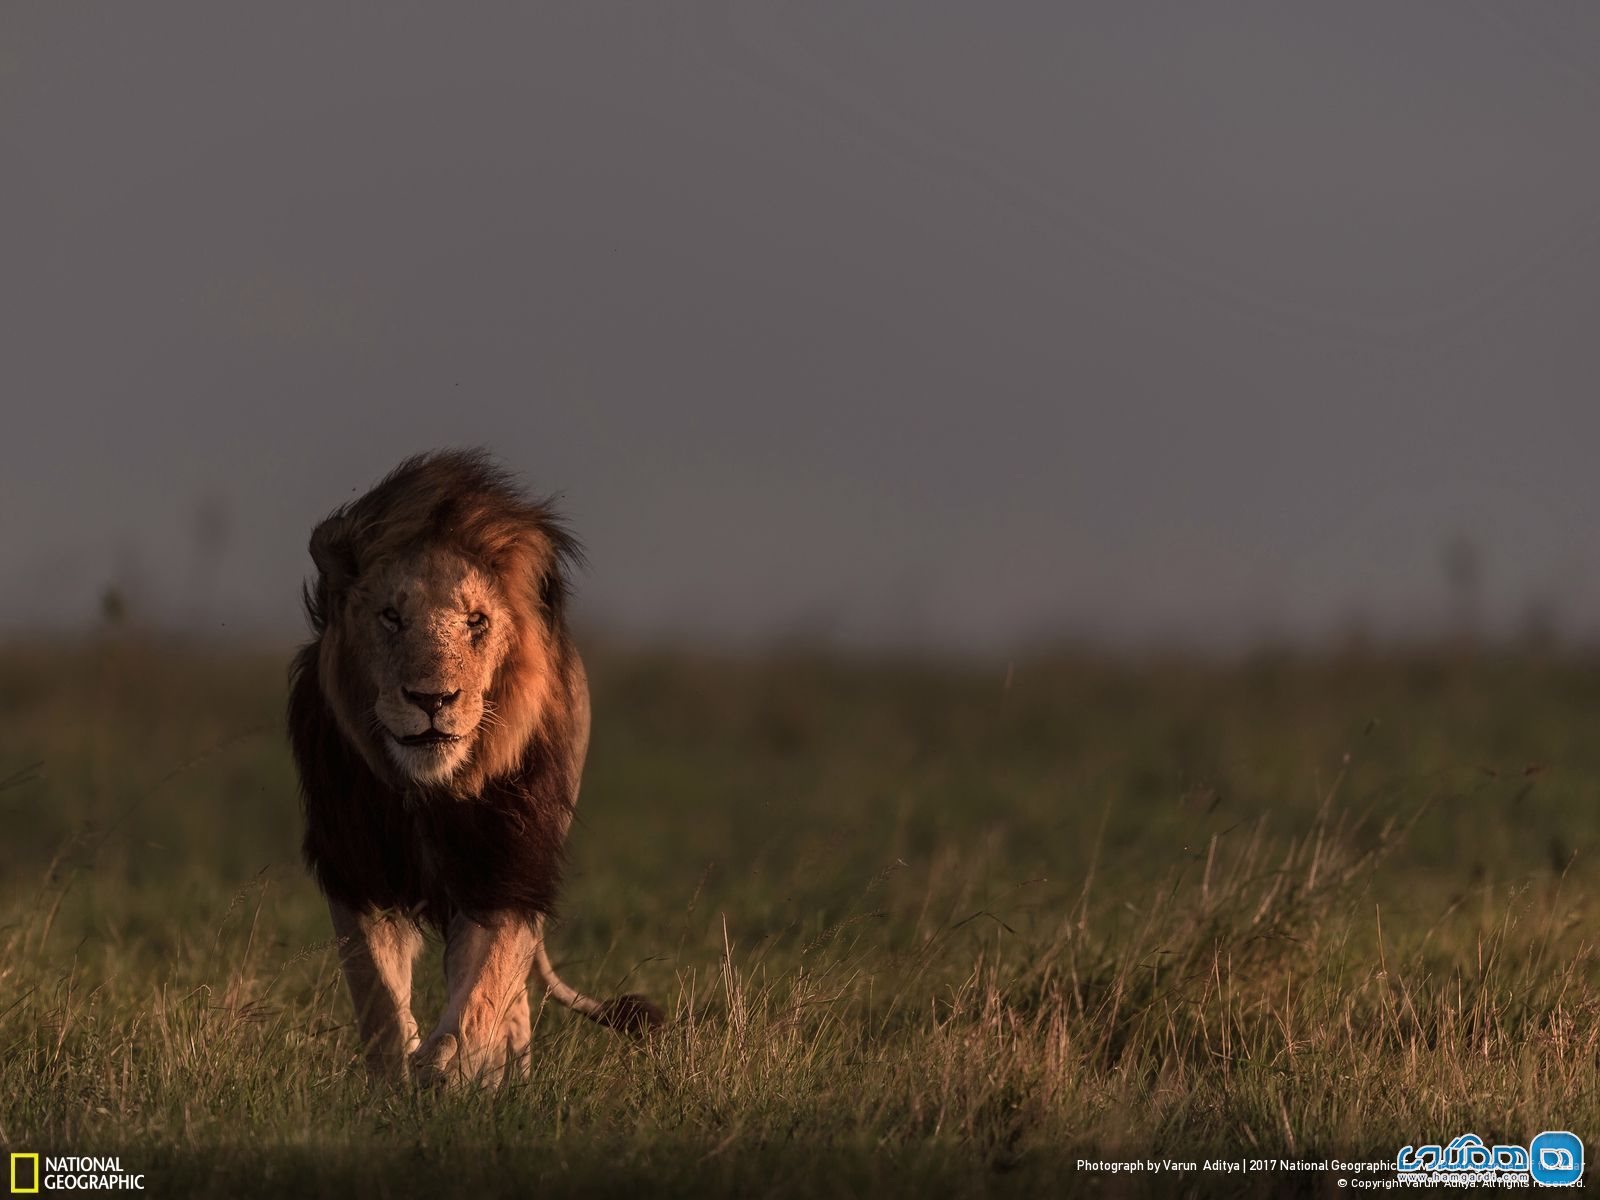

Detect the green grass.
[{"left": 3, "top": 635, "right": 1600, "bottom": 1195}]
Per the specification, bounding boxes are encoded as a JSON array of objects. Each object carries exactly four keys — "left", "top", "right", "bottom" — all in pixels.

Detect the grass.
[{"left": 3, "top": 633, "right": 1600, "bottom": 1195}]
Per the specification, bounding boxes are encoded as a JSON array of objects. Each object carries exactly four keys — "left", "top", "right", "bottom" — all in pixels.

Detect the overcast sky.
[{"left": 5, "top": 4, "right": 1600, "bottom": 650}]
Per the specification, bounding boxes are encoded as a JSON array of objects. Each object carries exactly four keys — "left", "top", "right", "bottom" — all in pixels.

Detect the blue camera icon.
[{"left": 1529, "top": 1131, "right": 1583, "bottom": 1187}]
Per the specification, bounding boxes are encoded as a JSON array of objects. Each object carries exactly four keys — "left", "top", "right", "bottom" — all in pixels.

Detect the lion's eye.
[
  {"left": 466, "top": 612, "right": 489, "bottom": 633},
  {"left": 379, "top": 607, "right": 402, "bottom": 631}
]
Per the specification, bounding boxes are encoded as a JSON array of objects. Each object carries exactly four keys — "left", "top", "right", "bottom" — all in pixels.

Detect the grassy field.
[{"left": 3, "top": 633, "right": 1599, "bottom": 1196}]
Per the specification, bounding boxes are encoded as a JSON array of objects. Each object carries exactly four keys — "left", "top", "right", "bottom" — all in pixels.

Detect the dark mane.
[
  {"left": 288, "top": 448, "right": 587, "bottom": 930},
  {"left": 289, "top": 644, "right": 576, "bottom": 929}
]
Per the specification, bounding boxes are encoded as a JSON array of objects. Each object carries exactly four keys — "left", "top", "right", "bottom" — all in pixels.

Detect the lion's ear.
[
  {"left": 309, "top": 513, "right": 357, "bottom": 590},
  {"left": 526, "top": 520, "right": 581, "bottom": 623},
  {"left": 533, "top": 539, "right": 567, "bottom": 617}
]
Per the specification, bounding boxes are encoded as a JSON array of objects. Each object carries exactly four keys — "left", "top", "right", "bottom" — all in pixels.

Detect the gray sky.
[{"left": 5, "top": 4, "right": 1600, "bottom": 650}]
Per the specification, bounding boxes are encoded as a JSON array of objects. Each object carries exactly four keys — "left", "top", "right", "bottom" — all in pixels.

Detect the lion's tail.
[{"left": 534, "top": 941, "right": 664, "bottom": 1037}]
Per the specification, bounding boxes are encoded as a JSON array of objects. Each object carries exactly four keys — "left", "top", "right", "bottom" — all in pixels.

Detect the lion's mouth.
[{"left": 394, "top": 730, "right": 463, "bottom": 747}]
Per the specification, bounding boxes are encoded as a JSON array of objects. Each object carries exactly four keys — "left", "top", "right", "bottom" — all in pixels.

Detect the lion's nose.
[{"left": 404, "top": 689, "right": 460, "bottom": 717}]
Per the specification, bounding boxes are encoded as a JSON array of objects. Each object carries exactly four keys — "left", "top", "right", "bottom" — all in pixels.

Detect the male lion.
[{"left": 288, "top": 450, "right": 660, "bottom": 1087}]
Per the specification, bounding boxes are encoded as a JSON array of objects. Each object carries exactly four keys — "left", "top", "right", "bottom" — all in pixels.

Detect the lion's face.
[
  {"left": 302, "top": 452, "right": 581, "bottom": 796},
  {"left": 346, "top": 549, "right": 515, "bottom": 785}
]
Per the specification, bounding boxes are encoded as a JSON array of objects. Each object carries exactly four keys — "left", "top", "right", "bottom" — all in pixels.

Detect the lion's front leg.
[
  {"left": 329, "top": 900, "right": 422, "bottom": 1085},
  {"left": 412, "top": 913, "right": 535, "bottom": 1089},
  {"left": 502, "top": 986, "right": 533, "bottom": 1081}
]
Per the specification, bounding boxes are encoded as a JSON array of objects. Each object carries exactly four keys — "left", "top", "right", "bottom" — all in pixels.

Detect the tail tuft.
[{"left": 597, "top": 993, "right": 665, "bottom": 1037}]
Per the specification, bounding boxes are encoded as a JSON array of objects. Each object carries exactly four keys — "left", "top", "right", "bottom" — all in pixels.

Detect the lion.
[{"left": 288, "top": 449, "right": 661, "bottom": 1087}]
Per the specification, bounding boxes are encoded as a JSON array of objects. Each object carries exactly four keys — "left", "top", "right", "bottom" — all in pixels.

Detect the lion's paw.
[
  {"left": 410, "top": 1031, "right": 462, "bottom": 1089},
  {"left": 412, "top": 1028, "right": 510, "bottom": 1090}
]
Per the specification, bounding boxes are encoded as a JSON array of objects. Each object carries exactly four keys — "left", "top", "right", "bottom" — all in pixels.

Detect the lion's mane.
[{"left": 288, "top": 450, "right": 587, "bottom": 930}]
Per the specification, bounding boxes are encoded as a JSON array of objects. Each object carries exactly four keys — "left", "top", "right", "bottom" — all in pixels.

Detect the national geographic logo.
[
  {"left": 8, "top": 1155, "right": 37, "bottom": 1195},
  {"left": 8, "top": 1155, "right": 145, "bottom": 1192}
]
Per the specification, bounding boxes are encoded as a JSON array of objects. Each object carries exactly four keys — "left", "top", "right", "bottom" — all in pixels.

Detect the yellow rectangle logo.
[{"left": 10, "top": 1153, "right": 40, "bottom": 1194}]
